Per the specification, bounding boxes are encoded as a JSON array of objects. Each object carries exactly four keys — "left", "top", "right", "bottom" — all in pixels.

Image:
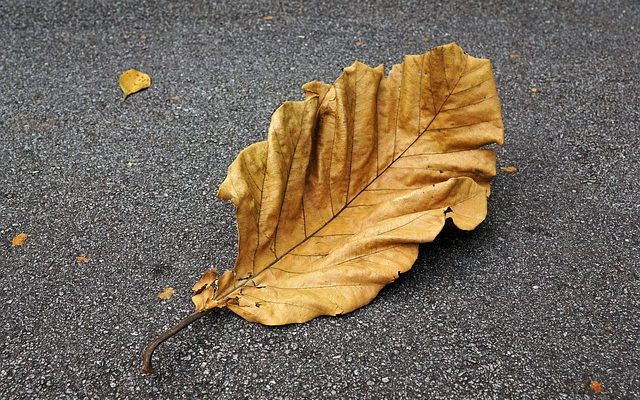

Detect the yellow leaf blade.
[
  {"left": 119, "top": 69, "right": 151, "bottom": 100},
  {"left": 198, "top": 43, "right": 504, "bottom": 325}
]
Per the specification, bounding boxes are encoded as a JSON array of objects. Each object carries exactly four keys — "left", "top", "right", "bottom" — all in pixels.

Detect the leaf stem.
[{"left": 141, "top": 310, "right": 210, "bottom": 374}]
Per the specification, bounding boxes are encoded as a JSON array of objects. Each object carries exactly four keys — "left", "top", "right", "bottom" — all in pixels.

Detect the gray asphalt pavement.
[{"left": 1, "top": 0, "right": 638, "bottom": 398}]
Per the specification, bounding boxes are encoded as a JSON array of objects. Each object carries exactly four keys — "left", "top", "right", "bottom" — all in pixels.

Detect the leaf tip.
[
  {"left": 75, "top": 255, "right": 91, "bottom": 264},
  {"left": 500, "top": 166, "right": 519, "bottom": 174}
]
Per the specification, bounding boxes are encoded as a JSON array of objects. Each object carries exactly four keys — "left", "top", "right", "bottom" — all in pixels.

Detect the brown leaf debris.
[
  {"left": 76, "top": 255, "right": 91, "bottom": 264},
  {"left": 157, "top": 287, "right": 175, "bottom": 300},
  {"left": 11, "top": 233, "right": 28, "bottom": 247}
]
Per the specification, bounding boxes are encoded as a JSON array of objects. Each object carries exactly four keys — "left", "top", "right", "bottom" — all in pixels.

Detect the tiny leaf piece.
[
  {"left": 589, "top": 380, "right": 603, "bottom": 394},
  {"left": 157, "top": 287, "right": 175, "bottom": 300},
  {"left": 11, "top": 233, "right": 28, "bottom": 247},
  {"left": 500, "top": 165, "right": 519, "bottom": 173},
  {"left": 195, "top": 42, "right": 503, "bottom": 325},
  {"left": 142, "top": 43, "right": 504, "bottom": 374},
  {"left": 119, "top": 69, "right": 151, "bottom": 100},
  {"left": 76, "top": 255, "right": 91, "bottom": 264}
]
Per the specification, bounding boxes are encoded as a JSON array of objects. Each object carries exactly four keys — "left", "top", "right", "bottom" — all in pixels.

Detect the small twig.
[{"left": 141, "top": 310, "right": 210, "bottom": 374}]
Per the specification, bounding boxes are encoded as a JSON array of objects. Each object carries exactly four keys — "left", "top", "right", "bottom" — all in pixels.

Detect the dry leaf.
[
  {"left": 76, "top": 255, "right": 91, "bottom": 264},
  {"left": 142, "top": 42, "right": 505, "bottom": 374},
  {"left": 192, "top": 43, "right": 504, "bottom": 324},
  {"left": 261, "top": 15, "right": 273, "bottom": 22},
  {"left": 500, "top": 166, "right": 519, "bottom": 173},
  {"left": 590, "top": 380, "right": 603, "bottom": 394},
  {"left": 157, "top": 287, "right": 175, "bottom": 300},
  {"left": 11, "top": 233, "right": 28, "bottom": 247},
  {"left": 119, "top": 69, "right": 151, "bottom": 100}
]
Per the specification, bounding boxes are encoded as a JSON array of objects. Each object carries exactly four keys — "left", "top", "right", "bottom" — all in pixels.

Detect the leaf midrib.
[{"left": 216, "top": 54, "right": 468, "bottom": 301}]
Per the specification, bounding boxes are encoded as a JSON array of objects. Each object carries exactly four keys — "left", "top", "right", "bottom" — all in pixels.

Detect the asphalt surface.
[{"left": 1, "top": 0, "right": 638, "bottom": 398}]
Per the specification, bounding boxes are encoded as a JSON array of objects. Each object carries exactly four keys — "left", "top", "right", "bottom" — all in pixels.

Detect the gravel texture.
[{"left": 1, "top": 0, "right": 638, "bottom": 398}]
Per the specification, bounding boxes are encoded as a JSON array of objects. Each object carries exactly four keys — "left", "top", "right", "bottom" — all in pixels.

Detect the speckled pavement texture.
[{"left": 1, "top": 0, "right": 638, "bottom": 398}]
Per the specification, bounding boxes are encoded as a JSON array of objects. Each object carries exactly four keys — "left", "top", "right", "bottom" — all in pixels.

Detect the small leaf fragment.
[
  {"left": 76, "top": 255, "right": 91, "bottom": 264},
  {"left": 500, "top": 166, "right": 519, "bottom": 174},
  {"left": 530, "top": 86, "right": 538, "bottom": 94},
  {"left": 261, "top": 15, "right": 273, "bottom": 22},
  {"left": 192, "top": 268, "right": 218, "bottom": 294},
  {"left": 119, "top": 69, "right": 151, "bottom": 100},
  {"left": 157, "top": 287, "right": 175, "bottom": 300},
  {"left": 11, "top": 233, "right": 28, "bottom": 247},
  {"left": 589, "top": 380, "right": 603, "bottom": 394}
]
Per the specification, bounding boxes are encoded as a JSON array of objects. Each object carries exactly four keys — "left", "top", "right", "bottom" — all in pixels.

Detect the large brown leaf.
[{"left": 193, "top": 43, "right": 503, "bottom": 325}]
